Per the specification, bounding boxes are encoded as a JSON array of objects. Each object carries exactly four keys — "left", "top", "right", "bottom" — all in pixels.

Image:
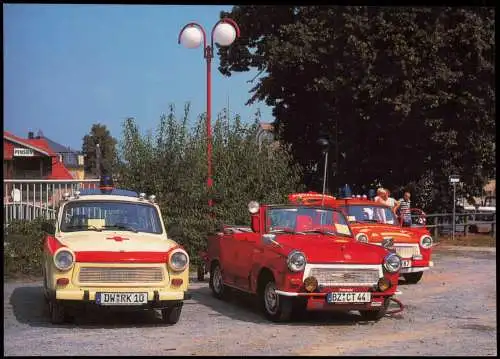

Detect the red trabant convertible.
[
  {"left": 203, "top": 201, "right": 402, "bottom": 322},
  {"left": 289, "top": 192, "right": 434, "bottom": 284}
]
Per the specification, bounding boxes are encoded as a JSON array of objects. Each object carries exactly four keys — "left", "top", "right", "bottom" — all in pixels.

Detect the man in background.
[{"left": 399, "top": 191, "right": 412, "bottom": 227}]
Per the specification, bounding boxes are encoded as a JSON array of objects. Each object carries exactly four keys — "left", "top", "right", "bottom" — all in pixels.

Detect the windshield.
[
  {"left": 267, "top": 207, "right": 352, "bottom": 237},
  {"left": 345, "top": 204, "right": 397, "bottom": 225},
  {"left": 60, "top": 200, "right": 163, "bottom": 234}
]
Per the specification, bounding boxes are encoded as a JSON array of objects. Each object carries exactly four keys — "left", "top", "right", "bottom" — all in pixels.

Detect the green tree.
[
  {"left": 82, "top": 123, "right": 118, "bottom": 177},
  {"left": 116, "top": 104, "right": 303, "bottom": 262},
  {"left": 217, "top": 6, "right": 495, "bottom": 212}
]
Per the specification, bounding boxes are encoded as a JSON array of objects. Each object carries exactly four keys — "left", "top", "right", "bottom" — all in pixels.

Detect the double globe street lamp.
[{"left": 178, "top": 19, "right": 240, "bottom": 209}]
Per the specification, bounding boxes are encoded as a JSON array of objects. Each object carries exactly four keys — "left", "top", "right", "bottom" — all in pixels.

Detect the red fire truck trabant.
[
  {"left": 201, "top": 200, "right": 403, "bottom": 322},
  {"left": 288, "top": 192, "right": 434, "bottom": 284}
]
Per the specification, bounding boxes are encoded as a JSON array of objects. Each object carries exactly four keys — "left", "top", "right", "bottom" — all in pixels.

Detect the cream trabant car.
[{"left": 42, "top": 179, "right": 189, "bottom": 324}]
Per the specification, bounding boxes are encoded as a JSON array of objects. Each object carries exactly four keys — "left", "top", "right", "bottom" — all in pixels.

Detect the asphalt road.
[{"left": 3, "top": 246, "right": 497, "bottom": 356}]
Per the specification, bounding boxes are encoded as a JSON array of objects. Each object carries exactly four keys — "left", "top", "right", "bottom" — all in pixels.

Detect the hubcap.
[
  {"left": 213, "top": 266, "right": 223, "bottom": 293},
  {"left": 264, "top": 282, "right": 279, "bottom": 315}
]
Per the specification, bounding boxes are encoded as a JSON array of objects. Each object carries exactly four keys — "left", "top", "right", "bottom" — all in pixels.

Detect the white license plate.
[
  {"left": 326, "top": 292, "right": 371, "bottom": 303},
  {"left": 96, "top": 292, "right": 148, "bottom": 305},
  {"left": 401, "top": 260, "right": 412, "bottom": 268}
]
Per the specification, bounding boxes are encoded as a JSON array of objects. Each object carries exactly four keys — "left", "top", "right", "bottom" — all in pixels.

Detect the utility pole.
[
  {"left": 96, "top": 143, "right": 101, "bottom": 179},
  {"left": 317, "top": 138, "right": 330, "bottom": 206},
  {"left": 449, "top": 175, "right": 460, "bottom": 240}
]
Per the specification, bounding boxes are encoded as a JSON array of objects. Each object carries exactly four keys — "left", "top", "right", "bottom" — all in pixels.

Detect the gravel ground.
[{"left": 4, "top": 246, "right": 496, "bottom": 356}]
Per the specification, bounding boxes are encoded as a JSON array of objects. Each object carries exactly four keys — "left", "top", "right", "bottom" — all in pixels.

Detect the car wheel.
[
  {"left": 260, "top": 279, "right": 292, "bottom": 322},
  {"left": 42, "top": 273, "right": 49, "bottom": 302},
  {"left": 161, "top": 304, "right": 183, "bottom": 325},
  {"left": 403, "top": 272, "right": 424, "bottom": 284},
  {"left": 197, "top": 264, "right": 205, "bottom": 282},
  {"left": 48, "top": 299, "right": 69, "bottom": 324},
  {"left": 209, "top": 263, "right": 230, "bottom": 299},
  {"left": 359, "top": 297, "right": 390, "bottom": 321}
]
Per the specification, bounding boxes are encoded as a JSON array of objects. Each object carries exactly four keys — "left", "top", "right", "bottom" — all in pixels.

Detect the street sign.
[
  {"left": 449, "top": 175, "right": 460, "bottom": 184},
  {"left": 13, "top": 148, "right": 34, "bottom": 157}
]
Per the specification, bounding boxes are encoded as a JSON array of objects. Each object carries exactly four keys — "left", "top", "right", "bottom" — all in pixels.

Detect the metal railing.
[
  {"left": 417, "top": 211, "right": 496, "bottom": 239},
  {"left": 3, "top": 179, "right": 100, "bottom": 224}
]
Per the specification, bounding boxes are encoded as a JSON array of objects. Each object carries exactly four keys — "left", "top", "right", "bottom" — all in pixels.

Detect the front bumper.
[
  {"left": 55, "top": 289, "right": 190, "bottom": 302},
  {"left": 399, "top": 260, "right": 434, "bottom": 274},
  {"left": 274, "top": 289, "right": 401, "bottom": 311}
]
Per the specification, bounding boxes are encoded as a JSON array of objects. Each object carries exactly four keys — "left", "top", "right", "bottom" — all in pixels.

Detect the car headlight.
[
  {"left": 287, "top": 250, "right": 306, "bottom": 272},
  {"left": 383, "top": 253, "right": 401, "bottom": 273},
  {"left": 420, "top": 235, "right": 433, "bottom": 249},
  {"left": 356, "top": 233, "right": 369, "bottom": 243},
  {"left": 169, "top": 249, "right": 189, "bottom": 272},
  {"left": 53, "top": 248, "right": 75, "bottom": 271}
]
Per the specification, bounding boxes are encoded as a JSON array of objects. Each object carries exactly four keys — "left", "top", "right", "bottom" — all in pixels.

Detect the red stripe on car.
[
  {"left": 45, "top": 235, "right": 65, "bottom": 254},
  {"left": 74, "top": 246, "right": 184, "bottom": 263}
]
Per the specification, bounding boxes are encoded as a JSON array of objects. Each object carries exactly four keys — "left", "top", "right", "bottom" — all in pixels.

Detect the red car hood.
[{"left": 274, "top": 234, "right": 389, "bottom": 265}]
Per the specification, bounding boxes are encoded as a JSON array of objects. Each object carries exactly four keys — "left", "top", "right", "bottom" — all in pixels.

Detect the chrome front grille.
[
  {"left": 309, "top": 268, "right": 380, "bottom": 287},
  {"left": 394, "top": 245, "right": 421, "bottom": 258},
  {"left": 78, "top": 267, "right": 164, "bottom": 284}
]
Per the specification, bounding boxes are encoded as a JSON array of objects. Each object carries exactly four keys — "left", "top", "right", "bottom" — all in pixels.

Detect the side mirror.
[
  {"left": 262, "top": 234, "right": 276, "bottom": 245},
  {"left": 262, "top": 233, "right": 282, "bottom": 248},
  {"left": 251, "top": 214, "right": 260, "bottom": 233},
  {"left": 42, "top": 222, "right": 55, "bottom": 235}
]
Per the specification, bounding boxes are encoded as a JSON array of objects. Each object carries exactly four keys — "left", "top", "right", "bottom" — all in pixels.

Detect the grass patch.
[{"left": 436, "top": 234, "right": 496, "bottom": 247}]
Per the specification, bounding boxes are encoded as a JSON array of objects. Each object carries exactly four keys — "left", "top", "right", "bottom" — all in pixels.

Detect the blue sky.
[{"left": 3, "top": 4, "right": 273, "bottom": 150}]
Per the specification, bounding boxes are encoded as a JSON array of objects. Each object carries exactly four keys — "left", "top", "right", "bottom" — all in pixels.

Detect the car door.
[{"left": 229, "top": 233, "right": 260, "bottom": 290}]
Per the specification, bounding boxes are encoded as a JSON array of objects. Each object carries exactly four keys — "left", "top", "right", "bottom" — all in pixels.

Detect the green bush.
[
  {"left": 117, "top": 104, "right": 304, "bottom": 264},
  {"left": 4, "top": 217, "right": 54, "bottom": 277}
]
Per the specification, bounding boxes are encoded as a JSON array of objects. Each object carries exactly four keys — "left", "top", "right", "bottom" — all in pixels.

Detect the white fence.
[{"left": 3, "top": 179, "right": 100, "bottom": 224}]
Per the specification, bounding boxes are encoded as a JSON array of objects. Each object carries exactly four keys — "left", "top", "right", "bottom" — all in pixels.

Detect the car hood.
[
  {"left": 350, "top": 223, "right": 424, "bottom": 243},
  {"left": 273, "top": 234, "right": 388, "bottom": 264},
  {"left": 56, "top": 231, "right": 178, "bottom": 253}
]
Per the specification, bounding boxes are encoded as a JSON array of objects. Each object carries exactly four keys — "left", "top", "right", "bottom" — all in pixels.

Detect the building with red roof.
[{"left": 3, "top": 131, "right": 74, "bottom": 180}]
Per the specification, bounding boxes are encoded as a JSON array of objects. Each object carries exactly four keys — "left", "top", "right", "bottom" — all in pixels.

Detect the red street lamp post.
[{"left": 178, "top": 19, "right": 241, "bottom": 209}]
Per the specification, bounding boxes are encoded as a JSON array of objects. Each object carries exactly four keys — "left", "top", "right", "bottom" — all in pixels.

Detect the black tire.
[
  {"left": 42, "top": 273, "right": 49, "bottom": 302},
  {"left": 48, "top": 299, "right": 69, "bottom": 324},
  {"left": 197, "top": 264, "right": 205, "bottom": 282},
  {"left": 403, "top": 272, "right": 424, "bottom": 284},
  {"left": 161, "top": 304, "right": 183, "bottom": 325},
  {"left": 209, "top": 262, "right": 230, "bottom": 299},
  {"left": 359, "top": 297, "right": 390, "bottom": 321},
  {"left": 259, "top": 278, "right": 293, "bottom": 322}
]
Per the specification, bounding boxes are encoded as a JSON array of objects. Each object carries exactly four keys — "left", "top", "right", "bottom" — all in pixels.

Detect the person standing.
[
  {"left": 385, "top": 189, "right": 399, "bottom": 209},
  {"left": 399, "top": 191, "right": 412, "bottom": 226},
  {"left": 374, "top": 188, "right": 388, "bottom": 205}
]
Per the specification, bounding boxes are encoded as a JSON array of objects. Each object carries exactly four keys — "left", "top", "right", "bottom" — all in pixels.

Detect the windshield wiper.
[
  {"left": 269, "top": 228, "right": 305, "bottom": 235},
  {"left": 362, "top": 219, "right": 382, "bottom": 223},
  {"left": 64, "top": 225, "right": 102, "bottom": 232},
  {"left": 102, "top": 224, "right": 139, "bottom": 233},
  {"left": 302, "top": 228, "right": 336, "bottom": 236}
]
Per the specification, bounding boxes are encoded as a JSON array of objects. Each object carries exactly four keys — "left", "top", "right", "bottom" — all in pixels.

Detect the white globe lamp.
[
  {"left": 213, "top": 22, "right": 237, "bottom": 46},
  {"left": 179, "top": 26, "right": 203, "bottom": 49}
]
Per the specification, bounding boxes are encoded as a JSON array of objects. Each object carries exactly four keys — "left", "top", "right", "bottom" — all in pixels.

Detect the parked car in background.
[
  {"left": 289, "top": 192, "right": 434, "bottom": 284},
  {"left": 200, "top": 199, "right": 402, "bottom": 322},
  {"left": 42, "top": 176, "right": 190, "bottom": 324}
]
